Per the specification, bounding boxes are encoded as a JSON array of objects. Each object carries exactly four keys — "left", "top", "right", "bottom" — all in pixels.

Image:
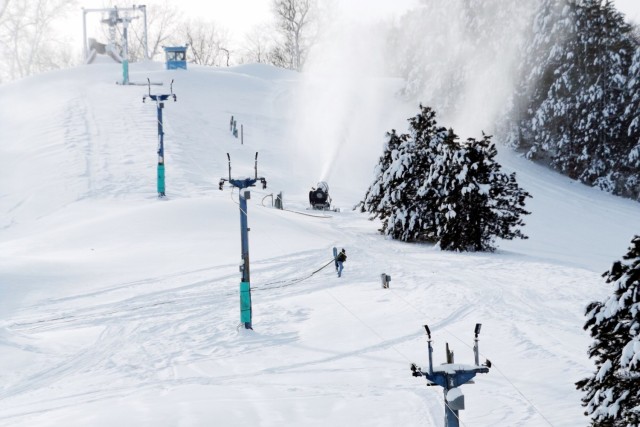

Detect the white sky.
[
  {"left": 615, "top": 0, "right": 640, "bottom": 22},
  {"left": 73, "top": 0, "right": 418, "bottom": 49},
  {"left": 75, "top": 0, "right": 640, "bottom": 27},
  {"left": 76, "top": 0, "right": 273, "bottom": 45},
  {"left": 70, "top": 0, "right": 640, "bottom": 56}
]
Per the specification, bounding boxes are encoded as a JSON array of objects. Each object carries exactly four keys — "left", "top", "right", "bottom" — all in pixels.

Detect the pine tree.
[
  {"left": 572, "top": 1, "right": 633, "bottom": 190},
  {"left": 416, "top": 127, "right": 457, "bottom": 242},
  {"left": 360, "top": 106, "right": 531, "bottom": 251},
  {"left": 359, "top": 105, "right": 448, "bottom": 241},
  {"left": 620, "top": 46, "right": 640, "bottom": 200},
  {"left": 437, "top": 134, "right": 531, "bottom": 251},
  {"left": 383, "top": 130, "right": 423, "bottom": 241},
  {"left": 509, "top": 0, "right": 582, "bottom": 166},
  {"left": 506, "top": 0, "right": 639, "bottom": 201},
  {"left": 577, "top": 235, "right": 640, "bottom": 426},
  {"left": 358, "top": 128, "right": 408, "bottom": 232},
  {"left": 392, "top": 105, "right": 449, "bottom": 241}
]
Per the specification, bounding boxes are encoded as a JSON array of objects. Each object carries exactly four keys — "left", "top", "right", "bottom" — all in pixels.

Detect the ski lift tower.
[
  {"left": 82, "top": 5, "right": 149, "bottom": 83},
  {"left": 142, "top": 79, "right": 177, "bottom": 198},
  {"left": 410, "top": 324, "right": 491, "bottom": 427},
  {"left": 219, "top": 153, "right": 267, "bottom": 330},
  {"left": 105, "top": 9, "right": 138, "bottom": 85}
]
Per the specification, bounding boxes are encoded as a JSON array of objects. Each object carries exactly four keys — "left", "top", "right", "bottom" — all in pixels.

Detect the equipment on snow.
[
  {"left": 219, "top": 152, "right": 268, "bottom": 330},
  {"left": 83, "top": 5, "right": 149, "bottom": 65},
  {"left": 309, "top": 182, "right": 332, "bottom": 210},
  {"left": 410, "top": 324, "right": 491, "bottom": 427},
  {"left": 143, "top": 78, "right": 177, "bottom": 198}
]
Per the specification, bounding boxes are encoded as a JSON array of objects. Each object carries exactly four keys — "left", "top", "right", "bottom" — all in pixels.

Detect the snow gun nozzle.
[{"left": 410, "top": 363, "right": 422, "bottom": 377}]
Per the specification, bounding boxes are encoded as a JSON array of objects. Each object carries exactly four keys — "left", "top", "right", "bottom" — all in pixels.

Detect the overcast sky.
[
  {"left": 76, "top": 0, "right": 419, "bottom": 46},
  {"left": 74, "top": 0, "right": 640, "bottom": 53},
  {"left": 615, "top": 0, "right": 640, "bottom": 21}
]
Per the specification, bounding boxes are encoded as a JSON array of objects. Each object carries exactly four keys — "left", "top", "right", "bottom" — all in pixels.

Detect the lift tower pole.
[
  {"left": 219, "top": 153, "right": 267, "bottom": 330},
  {"left": 143, "top": 79, "right": 177, "bottom": 197},
  {"left": 411, "top": 324, "right": 491, "bottom": 427},
  {"left": 82, "top": 5, "right": 148, "bottom": 63}
]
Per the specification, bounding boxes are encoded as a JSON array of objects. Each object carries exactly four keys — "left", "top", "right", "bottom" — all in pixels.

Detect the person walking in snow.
[{"left": 336, "top": 248, "right": 347, "bottom": 278}]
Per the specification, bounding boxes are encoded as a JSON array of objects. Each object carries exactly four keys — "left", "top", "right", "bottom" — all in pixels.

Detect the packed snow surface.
[{"left": 0, "top": 61, "right": 639, "bottom": 426}]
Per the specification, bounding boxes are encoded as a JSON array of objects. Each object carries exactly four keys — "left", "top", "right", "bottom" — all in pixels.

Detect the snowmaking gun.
[{"left": 308, "top": 181, "right": 339, "bottom": 211}]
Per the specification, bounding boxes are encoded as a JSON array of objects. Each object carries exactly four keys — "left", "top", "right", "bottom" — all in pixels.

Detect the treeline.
[
  {"left": 505, "top": 0, "right": 640, "bottom": 201},
  {"left": 391, "top": 0, "right": 640, "bottom": 202},
  {"left": 358, "top": 105, "right": 530, "bottom": 252},
  {"left": 0, "top": 0, "right": 317, "bottom": 83}
]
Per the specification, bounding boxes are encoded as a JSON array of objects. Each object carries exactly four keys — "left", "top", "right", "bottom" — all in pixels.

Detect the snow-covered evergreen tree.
[
  {"left": 508, "top": 0, "right": 581, "bottom": 165},
  {"left": 391, "top": 105, "right": 450, "bottom": 241},
  {"left": 620, "top": 46, "right": 640, "bottom": 201},
  {"left": 577, "top": 235, "right": 640, "bottom": 426},
  {"left": 572, "top": 1, "right": 633, "bottom": 190},
  {"left": 358, "top": 105, "right": 447, "bottom": 241},
  {"left": 357, "top": 129, "right": 408, "bottom": 232},
  {"left": 436, "top": 134, "right": 531, "bottom": 251},
  {"left": 506, "top": 0, "right": 639, "bottom": 201},
  {"left": 360, "top": 106, "right": 531, "bottom": 251}
]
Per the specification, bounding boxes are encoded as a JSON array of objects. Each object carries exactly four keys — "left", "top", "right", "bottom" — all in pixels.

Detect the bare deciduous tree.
[
  {"left": 0, "top": 0, "right": 77, "bottom": 82},
  {"left": 0, "top": 0, "right": 10, "bottom": 20},
  {"left": 180, "top": 18, "right": 230, "bottom": 67},
  {"left": 272, "top": 0, "right": 315, "bottom": 70},
  {"left": 143, "top": 0, "right": 183, "bottom": 60},
  {"left": 241, "top": 24, "right": 273, "bottom": 64},
  {"left": 100, "top": 0, "right": 183, "bottom": 62}
]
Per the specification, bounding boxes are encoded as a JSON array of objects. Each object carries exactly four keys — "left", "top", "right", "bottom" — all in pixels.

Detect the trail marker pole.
[
  {"left": 143, "top": 79, "right": 177, "bottom": 197},
  {"left": 219, "top": 152, "right": 267, "bottom": 330},
  {"left": 411, "top": 324, "right": 491, "bottom": 427}
]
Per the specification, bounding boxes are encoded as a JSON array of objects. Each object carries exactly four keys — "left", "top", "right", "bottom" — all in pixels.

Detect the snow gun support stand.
[
  {"left": 410, "top": 324, "right": 491, "bottom": 427},
  {"left": 143, "top": 78, "right": 177, "bottom": 198},
  {"left": 219, "top": 152, "right": 267, "bottom": 330}
]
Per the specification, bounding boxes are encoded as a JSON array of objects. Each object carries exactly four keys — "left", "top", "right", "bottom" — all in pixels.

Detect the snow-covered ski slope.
[{"left": 0, "top": 61, "right": 639, "bottom": 427}]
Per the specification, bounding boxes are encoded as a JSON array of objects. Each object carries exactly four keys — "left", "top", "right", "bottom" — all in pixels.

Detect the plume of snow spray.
[
  {"left": 391, "top": 0, "right": 539, "bottom": 137},
  {"left": 287, "top": 0, "right": 538, "bottom": 202},
  {"left": 287, "top": 3, "right": 414, "bottom": 201}
]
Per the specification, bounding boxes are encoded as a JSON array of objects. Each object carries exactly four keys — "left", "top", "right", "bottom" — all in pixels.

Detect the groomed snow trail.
[{"left": 0, "top": 61, "right": 638, "bottom": 426}]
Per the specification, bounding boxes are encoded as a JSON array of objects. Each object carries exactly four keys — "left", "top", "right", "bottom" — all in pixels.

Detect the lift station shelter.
[{"left": 164, "top": 46, "right": 188, "bottom": 70}]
